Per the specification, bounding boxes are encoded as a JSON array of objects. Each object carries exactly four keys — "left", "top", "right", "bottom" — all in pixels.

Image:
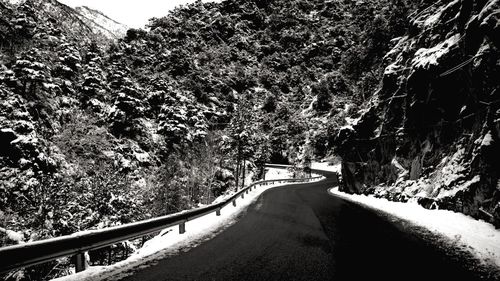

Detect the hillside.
[
  {"left": 334, "top": 0, "right": 500, "bottom": 227},
  {"left": 120, "top": 0, "right": 415, "bottom": 162},
  {"left": 3, "top": 0, "right": 126, "bottom": 41},
  {"left": 75, "top": 6, "right": 128, "bottom": 39}
]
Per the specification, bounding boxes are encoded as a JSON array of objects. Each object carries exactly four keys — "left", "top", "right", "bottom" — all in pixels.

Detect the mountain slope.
[
  {"left": 75, "top": 6, "right": 127, "bottom": 39},
  {"left": 334, "top": 0, "right": 500, "bottom": 227},
  {"left": 1, "top": 0, "right": 498, "bottom": 279},
  {"left": 3, "top": 0, "right": 127, "bottom": 41}
]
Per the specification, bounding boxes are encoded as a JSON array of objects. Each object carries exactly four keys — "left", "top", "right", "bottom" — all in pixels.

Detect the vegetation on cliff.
[{"left": 334, "top": 0, "right": 500, "bottom": 227}]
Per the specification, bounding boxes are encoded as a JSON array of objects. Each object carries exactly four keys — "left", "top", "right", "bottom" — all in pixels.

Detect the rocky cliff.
[{"left": 335, "top": 0, "right": 500, "bottom": 227}]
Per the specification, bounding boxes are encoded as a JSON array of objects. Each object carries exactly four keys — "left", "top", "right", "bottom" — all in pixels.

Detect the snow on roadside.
[
  {"left": 308, "top": 162, "right": 500, "bottom": 269},
  {"left": 0, "top": 227, "right": 24, "bottom": 243},
  {"left": 328, "top": 187, "right": 500, "bottom": 268},
  {"left": 264, "top": 166, "right": 293, "bottom": 180},
  {"left": 5, "top": 0, "right": 23, "bottom": 5},
  {"left": 311, "top": 162, "right": 341, "bottom": 174},
  {"left": 52, "top": 168, "right": 322, "bottom": 281}
]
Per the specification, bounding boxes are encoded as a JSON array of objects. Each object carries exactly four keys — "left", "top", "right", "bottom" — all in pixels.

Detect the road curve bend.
[{"left": 118, "top": 170, "right": 489, "bottom": 281}]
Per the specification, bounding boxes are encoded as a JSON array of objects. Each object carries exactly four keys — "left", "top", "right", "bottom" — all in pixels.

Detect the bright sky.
[{"left": 58, "top": 0, "right": 212, "bottom": 28}]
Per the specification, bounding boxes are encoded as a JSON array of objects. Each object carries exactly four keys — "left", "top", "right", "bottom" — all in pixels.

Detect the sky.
[{"left": 58, "top": 0, "right": 213, "bottom": 28}]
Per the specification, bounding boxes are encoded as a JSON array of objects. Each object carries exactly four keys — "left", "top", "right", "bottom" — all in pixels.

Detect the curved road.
[{"left": 119, "top": 170, "right": 491, "bottom": 281}]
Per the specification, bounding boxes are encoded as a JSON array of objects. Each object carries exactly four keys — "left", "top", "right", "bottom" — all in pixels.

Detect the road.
[{"left": 119, "top": 170, "right": 490, "bottom": 281}]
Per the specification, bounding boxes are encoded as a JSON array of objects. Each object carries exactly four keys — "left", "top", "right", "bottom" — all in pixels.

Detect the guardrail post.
[
  {"left": 179, "top": 222, "right": 186, "bottom": 234},
  {"left": 124, "top": 244, "right": 129, "bottom": 259},
  {"left": 232, "top": 200, "right": 237, "bottom": 207},
  {"left": 216, "top": 208, "right": 221, "bottom": 216},
  {"left": 107, "top": 247, "right": 112, "bottom": 265},
  {"left": 74, "top": 252, "right": 88, "bottom": 273},
  {"left": 241, "top": 193, "right": 244, "bottom": 199}
]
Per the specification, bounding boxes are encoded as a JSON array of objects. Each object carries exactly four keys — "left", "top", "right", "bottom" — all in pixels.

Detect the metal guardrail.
[{"left": 0, "top": 171, "right": 323, "bottom": 275}]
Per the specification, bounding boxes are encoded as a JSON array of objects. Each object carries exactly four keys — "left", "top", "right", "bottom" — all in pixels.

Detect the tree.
[
  {"left": 262, "top": 93, "right": 277, "bottom": 112},
  {"left": 12, "top": 50, "right": 48, "bottom": 97},
  {"left": 224, "top": 97, "right": 258, "bottom": 189},
  {"left": 80, "top": 42, "right": 107, "bottom": 107},
  {"left": 54, "top": 43, "right": 81, "bottom": 80},
  {"left": 158, "top": 93, "right": 209, "bottom": 151}
]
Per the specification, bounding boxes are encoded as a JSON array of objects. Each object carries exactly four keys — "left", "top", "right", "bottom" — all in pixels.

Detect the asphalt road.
[{"left": 119, "top": 170, "right": 491, "bottom": 281}]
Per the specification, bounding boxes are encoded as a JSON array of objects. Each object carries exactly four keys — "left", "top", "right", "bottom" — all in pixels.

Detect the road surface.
[{"left": 119, "top": 170, "right": 491, "bottom": 281}]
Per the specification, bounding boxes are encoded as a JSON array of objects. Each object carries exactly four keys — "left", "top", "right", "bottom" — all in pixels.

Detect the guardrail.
[{"left": 0, "top": 171, "right": 323, "bottom": 275}]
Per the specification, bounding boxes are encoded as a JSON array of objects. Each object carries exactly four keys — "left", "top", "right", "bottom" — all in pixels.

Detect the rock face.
[{"left": 335, "top": 0, "right": 500, "bottom": 226}]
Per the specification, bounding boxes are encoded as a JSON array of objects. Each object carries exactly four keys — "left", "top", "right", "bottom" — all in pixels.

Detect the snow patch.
[
  {"left": 384, "top": 61, "right": 404, "bottom": 75},
  {"left": 301, "top": 96, "right": 317, "bottom": 116},
  {"left": 265, "top": 167, "right": 293, "bottom": 180},
  {"left": 437, "top": 175, "right": 480, "bottom": 199},
  {"left": 434, "top": 148, "right": 467, "bottom": 187},
  {"left": 344, "top": 116, "right": 361, "bottom": 128},
  {"left": 6, "top": 0, "right": 23, "bottom": 5},
  {"left": 0, "top": 227, "right": 24, "bottom": 243},
  {"left": 384, "top": 36, "right": 409, "bottom": 60},
  {"left": 412, "top": 34, "right": 460, "bottom": 69},
  {"left": 423, "top": 10, "right": 442, "bottom": 26},
  {"left": 133, "top": 151, "right": 150, "bottom": 163},
  {"left": 482, "top": 131, "right": 493, "bottom": 147}
]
